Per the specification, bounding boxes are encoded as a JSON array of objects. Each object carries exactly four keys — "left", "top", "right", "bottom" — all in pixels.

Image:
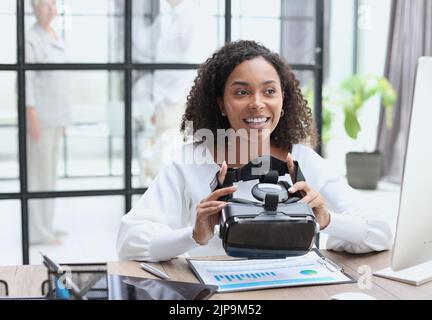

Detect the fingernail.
[{"left": 288, "top": 187, "right": 295, "bottom": 192}]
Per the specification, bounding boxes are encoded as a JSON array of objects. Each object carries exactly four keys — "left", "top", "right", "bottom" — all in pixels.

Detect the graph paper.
[{"left": 187, "top": 250, "right": 355, "bottom": 293}]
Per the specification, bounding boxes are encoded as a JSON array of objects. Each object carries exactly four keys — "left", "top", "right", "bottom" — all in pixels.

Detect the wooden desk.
[
  {"left": 326, "top": 251, "right": 432, "bottom": 300},
  {"left": 1, "top": 251, "right": 431, "bottom": 300}
]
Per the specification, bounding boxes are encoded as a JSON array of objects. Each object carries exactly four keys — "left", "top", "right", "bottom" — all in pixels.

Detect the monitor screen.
[{"left": 392, "top": 57, "right": 432, "bottom": 271}]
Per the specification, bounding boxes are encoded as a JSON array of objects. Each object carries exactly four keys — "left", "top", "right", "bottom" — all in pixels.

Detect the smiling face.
[{"left": 218, "top": 56, "right": 284, "bottom": 141}]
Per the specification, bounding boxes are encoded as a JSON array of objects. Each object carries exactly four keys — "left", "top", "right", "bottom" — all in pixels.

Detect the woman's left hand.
[{"left": 286, "top": 153, "right": 331, "bottom": 230}]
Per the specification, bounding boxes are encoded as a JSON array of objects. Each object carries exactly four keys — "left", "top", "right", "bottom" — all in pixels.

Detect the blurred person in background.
[
  {"left": 26, "top": 0, "right": 71, "bottom": 245},
  {"left": 133, "top": 0, "right": 204, "bottom": 185}
]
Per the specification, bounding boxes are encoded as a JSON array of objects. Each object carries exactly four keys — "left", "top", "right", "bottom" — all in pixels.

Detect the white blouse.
[{"left": 117, "top": 143, "right": 393, "bottom": 262}]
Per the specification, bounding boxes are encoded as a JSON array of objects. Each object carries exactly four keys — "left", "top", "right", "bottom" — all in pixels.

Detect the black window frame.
[{"left": 0, "top": 0, "right": 323, "bottom": 264}]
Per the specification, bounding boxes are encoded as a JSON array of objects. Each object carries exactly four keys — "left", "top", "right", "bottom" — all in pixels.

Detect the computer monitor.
[{"left": 374, "top": 57, "right": 432, "bottom": 286}]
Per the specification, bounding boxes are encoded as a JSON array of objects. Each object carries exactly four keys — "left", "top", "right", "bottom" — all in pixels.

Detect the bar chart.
[{"left": 214, "top": 271, "right": 277, "bottom": 282}]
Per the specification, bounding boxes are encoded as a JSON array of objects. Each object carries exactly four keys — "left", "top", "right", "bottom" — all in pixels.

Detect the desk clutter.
[
  {"left": 43, "top": 263, "right": 109, "bottom": 300},
  {"left": 0, "top": 262, "right": 108, "bottom": 300},
  {"left": 0, "top": 251, "right": 352, "bottom": 300},
  {"left": 0, "top": 253, "right": 216, "bottom": 300},
  {"left": 2, "top": 251, "right": 431, "bottom": 300}
]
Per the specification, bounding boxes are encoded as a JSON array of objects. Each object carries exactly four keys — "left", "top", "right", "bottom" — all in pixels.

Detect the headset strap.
[{"left": 210, "top": 156, "right": 305, "bottom": 194}]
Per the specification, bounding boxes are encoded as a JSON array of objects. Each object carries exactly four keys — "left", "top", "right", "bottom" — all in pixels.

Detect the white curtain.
[{"left": 376, "top": 0, "right": 432, "bottom": 183}]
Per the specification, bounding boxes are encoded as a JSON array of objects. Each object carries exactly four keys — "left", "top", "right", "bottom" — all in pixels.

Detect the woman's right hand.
[{"left": 192, "top": 161, "right": 237, "bottom": 245}]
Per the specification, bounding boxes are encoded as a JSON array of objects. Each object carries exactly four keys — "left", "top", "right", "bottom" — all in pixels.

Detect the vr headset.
[{"left": 214, "top": 156, "right": 319, "bottom": 259}]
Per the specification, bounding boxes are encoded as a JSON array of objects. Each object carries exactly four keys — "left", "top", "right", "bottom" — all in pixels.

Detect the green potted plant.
[{"left": 337, "top": 74, "right": 397, "bottom": 189}]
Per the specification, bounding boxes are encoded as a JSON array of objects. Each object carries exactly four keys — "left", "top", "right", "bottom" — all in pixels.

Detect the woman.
[
  {"left": 26, "top": 0, "right": 71, "bottom": 245},
  {"left": 117, "top": 40, "right": 393, "bottom": 262}
]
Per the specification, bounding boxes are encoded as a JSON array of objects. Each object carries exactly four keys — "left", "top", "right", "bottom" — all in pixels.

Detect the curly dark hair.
[{"left": 180, "top": 40, "right": 317, "bottom": 151}]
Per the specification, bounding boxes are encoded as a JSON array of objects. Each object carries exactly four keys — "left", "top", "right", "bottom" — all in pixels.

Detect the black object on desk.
[
  {"left": 108, "top": 274, "right": 217, "bottom": 300},
  {"left": 40, "top": 253, "right": 109, "bottom": 300}
]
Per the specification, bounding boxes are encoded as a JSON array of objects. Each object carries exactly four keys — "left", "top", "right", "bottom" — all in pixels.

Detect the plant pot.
[{"left": 346, "top": 151, "right": 382, "bottom": 190}]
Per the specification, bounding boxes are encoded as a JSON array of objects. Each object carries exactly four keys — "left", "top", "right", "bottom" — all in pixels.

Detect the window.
[
  {"left": 0, "top": 72, "right": 19, "bottom": 193},
  {"left": 28, "top": 196, "right": 124, "bottom": 264},
  {"left": 0, "top": 1, "right": 17, "bottom": 64},
  {"left": 24, "top": 0, "right": 124, "bottom": 63},
  {"left": 0, "top": 0, "right": 323, "bottom": 264},
  {"left": 0, "top": 201, "right": 21, "bottom": 266}
]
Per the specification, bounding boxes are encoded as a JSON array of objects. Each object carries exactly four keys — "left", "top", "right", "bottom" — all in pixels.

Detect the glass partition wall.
[{"left": 0, "top": 0, "right": 323, "bottom": 264}]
